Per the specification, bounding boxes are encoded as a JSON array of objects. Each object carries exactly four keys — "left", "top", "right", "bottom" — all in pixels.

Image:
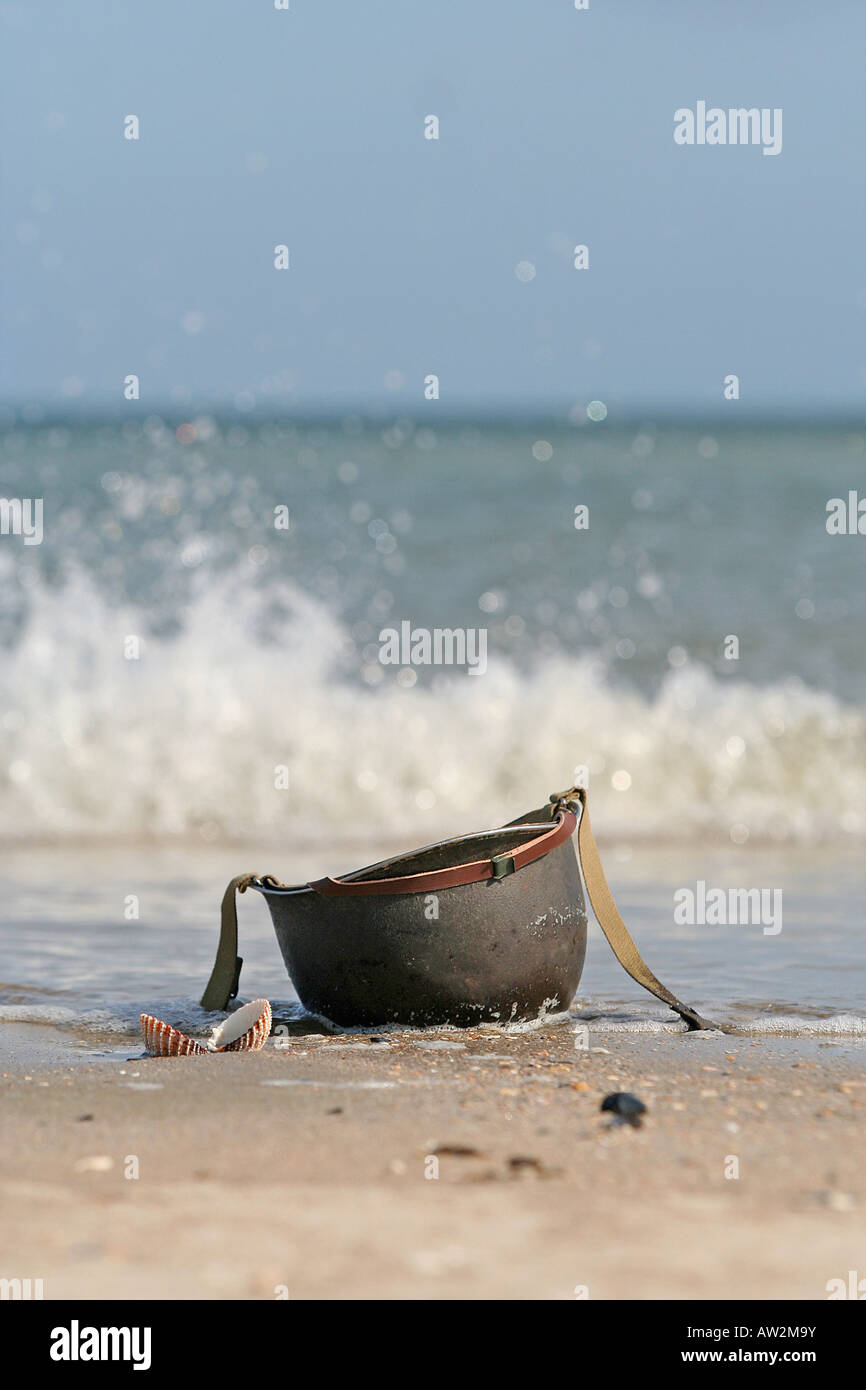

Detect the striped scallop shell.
[
  {"left": 211, "top": 998, "right": 272, "bottom": 1053},
  {"left": 140, "top": 1013, "right": 207, "bottom": 1057}
]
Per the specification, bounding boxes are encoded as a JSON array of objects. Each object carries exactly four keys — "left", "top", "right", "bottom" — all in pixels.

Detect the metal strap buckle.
[
  {"left": 490, "top": 853, "right": 515, "bottom": 880},
  {"left": 549, "top": 786, "right": 583, "bottom": 815}
]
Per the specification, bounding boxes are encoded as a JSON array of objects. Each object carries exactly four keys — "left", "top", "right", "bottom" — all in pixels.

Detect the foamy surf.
[
  {"left": 744, "top": 1012, "right": 866, "bottom": 1037},
  {"left": 2, "top": 563, "right": 866, "bottom": 846},
  {"left": 2, "top": 996, "right": 864, "bottom": 1048}
]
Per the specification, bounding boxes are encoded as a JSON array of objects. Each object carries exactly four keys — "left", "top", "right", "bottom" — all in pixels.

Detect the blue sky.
[{"left": 2, "top": 0, "right": 865, "bottom": 416}]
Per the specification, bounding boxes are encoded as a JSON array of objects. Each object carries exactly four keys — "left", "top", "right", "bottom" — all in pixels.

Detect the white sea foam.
[
  {"left": 2, "top": 564, "right": 866, "bottom": 845},
  {"left": 0, "top": 997, "right": 240, "bottom": 1038},
  {"left": 3, "top": 998, "right": 863, "bottom": 1043},
  {"left": 581, "top": 1017, "right": 685, "bottom": 1034},
  {"left": 745, "top": 1012, "right": 866, "bottom": 1037}
]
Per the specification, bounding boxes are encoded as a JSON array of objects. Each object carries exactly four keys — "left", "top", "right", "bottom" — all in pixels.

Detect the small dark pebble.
[
  {"left": 431, "top": 1144, "right": 483, "bottom": 1158},
  {"left": 506, "top": 1155, "right": 561, "bottom": 1180},
  {"left": 508, "top": 1156, "right": 542, "bottom": 1172},
  {"left": 326, "top": 1107, "right": 343, "bottom": 1115},
  {"left": 76, "top": 1114, "right": 94, "bottom": 1122},
  {"left": 600, "top": 1092, "right": 647, "bottom": 1128}
]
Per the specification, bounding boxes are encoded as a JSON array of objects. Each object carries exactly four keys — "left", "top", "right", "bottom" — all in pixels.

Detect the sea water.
[{"left": 1, "top": 416, "right": 864, "bottom": 1038}]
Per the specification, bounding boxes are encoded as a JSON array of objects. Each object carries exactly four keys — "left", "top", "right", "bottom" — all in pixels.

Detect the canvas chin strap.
[
  {"left": 202, "top": 787, "right": 722, "bottom": 1032},
  {"left": 201, "top": 873, "right": 287, "bottom": 1013},
  {"left": 549, "top": 786, "right": 720, "bottom": 1032}
]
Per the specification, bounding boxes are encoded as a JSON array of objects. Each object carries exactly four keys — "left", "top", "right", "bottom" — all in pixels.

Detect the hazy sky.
[{"left": 2, "top": 1, "right": 865, "bottom": 416}]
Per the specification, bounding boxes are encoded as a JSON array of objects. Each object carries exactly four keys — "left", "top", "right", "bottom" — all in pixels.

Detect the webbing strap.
[
  {"left": 201, "top": 873, "right": 259, "bottom": 1012},
  {"left": 563, "top": 787, "right": 719, "bottom": 1031}
]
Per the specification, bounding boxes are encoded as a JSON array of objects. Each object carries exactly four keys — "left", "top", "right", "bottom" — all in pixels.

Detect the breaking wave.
[{"left": 2, "top": 565, "right": 866, "bottom": 846}]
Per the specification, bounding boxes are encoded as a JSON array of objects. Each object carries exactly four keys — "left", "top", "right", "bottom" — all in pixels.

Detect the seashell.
[
  {"left": 209, "top": 998, "right": 272, "bottom": 1053},
  {"left": 140, "top": 1013, "right": 207, "bottom": 1057}
]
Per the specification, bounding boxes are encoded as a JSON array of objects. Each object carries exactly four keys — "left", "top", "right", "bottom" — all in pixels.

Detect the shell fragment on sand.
[
  {"left": 139, "top": 999, "right": 271, "bottom": 1057},
  {"left": 139, "top": 1014, "right": 207, "bottom": 1057},
  {"left": 209, "top": 998, "right": 272, "bottom": 1053}
]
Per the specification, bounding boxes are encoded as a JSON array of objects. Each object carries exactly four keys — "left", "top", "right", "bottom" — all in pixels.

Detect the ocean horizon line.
[{"left": 2, "top": 404, "right": 865, "bottom": 432}]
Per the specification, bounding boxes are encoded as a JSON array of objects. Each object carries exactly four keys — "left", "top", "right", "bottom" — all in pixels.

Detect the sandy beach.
[{"left": 2, "top": 1021, "right": 863, "bottom": 1301}]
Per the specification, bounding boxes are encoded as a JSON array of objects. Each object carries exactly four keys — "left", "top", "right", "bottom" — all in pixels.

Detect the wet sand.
[{"left": 1, "top": 1021, "right": 864, "bottom": 1300}]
